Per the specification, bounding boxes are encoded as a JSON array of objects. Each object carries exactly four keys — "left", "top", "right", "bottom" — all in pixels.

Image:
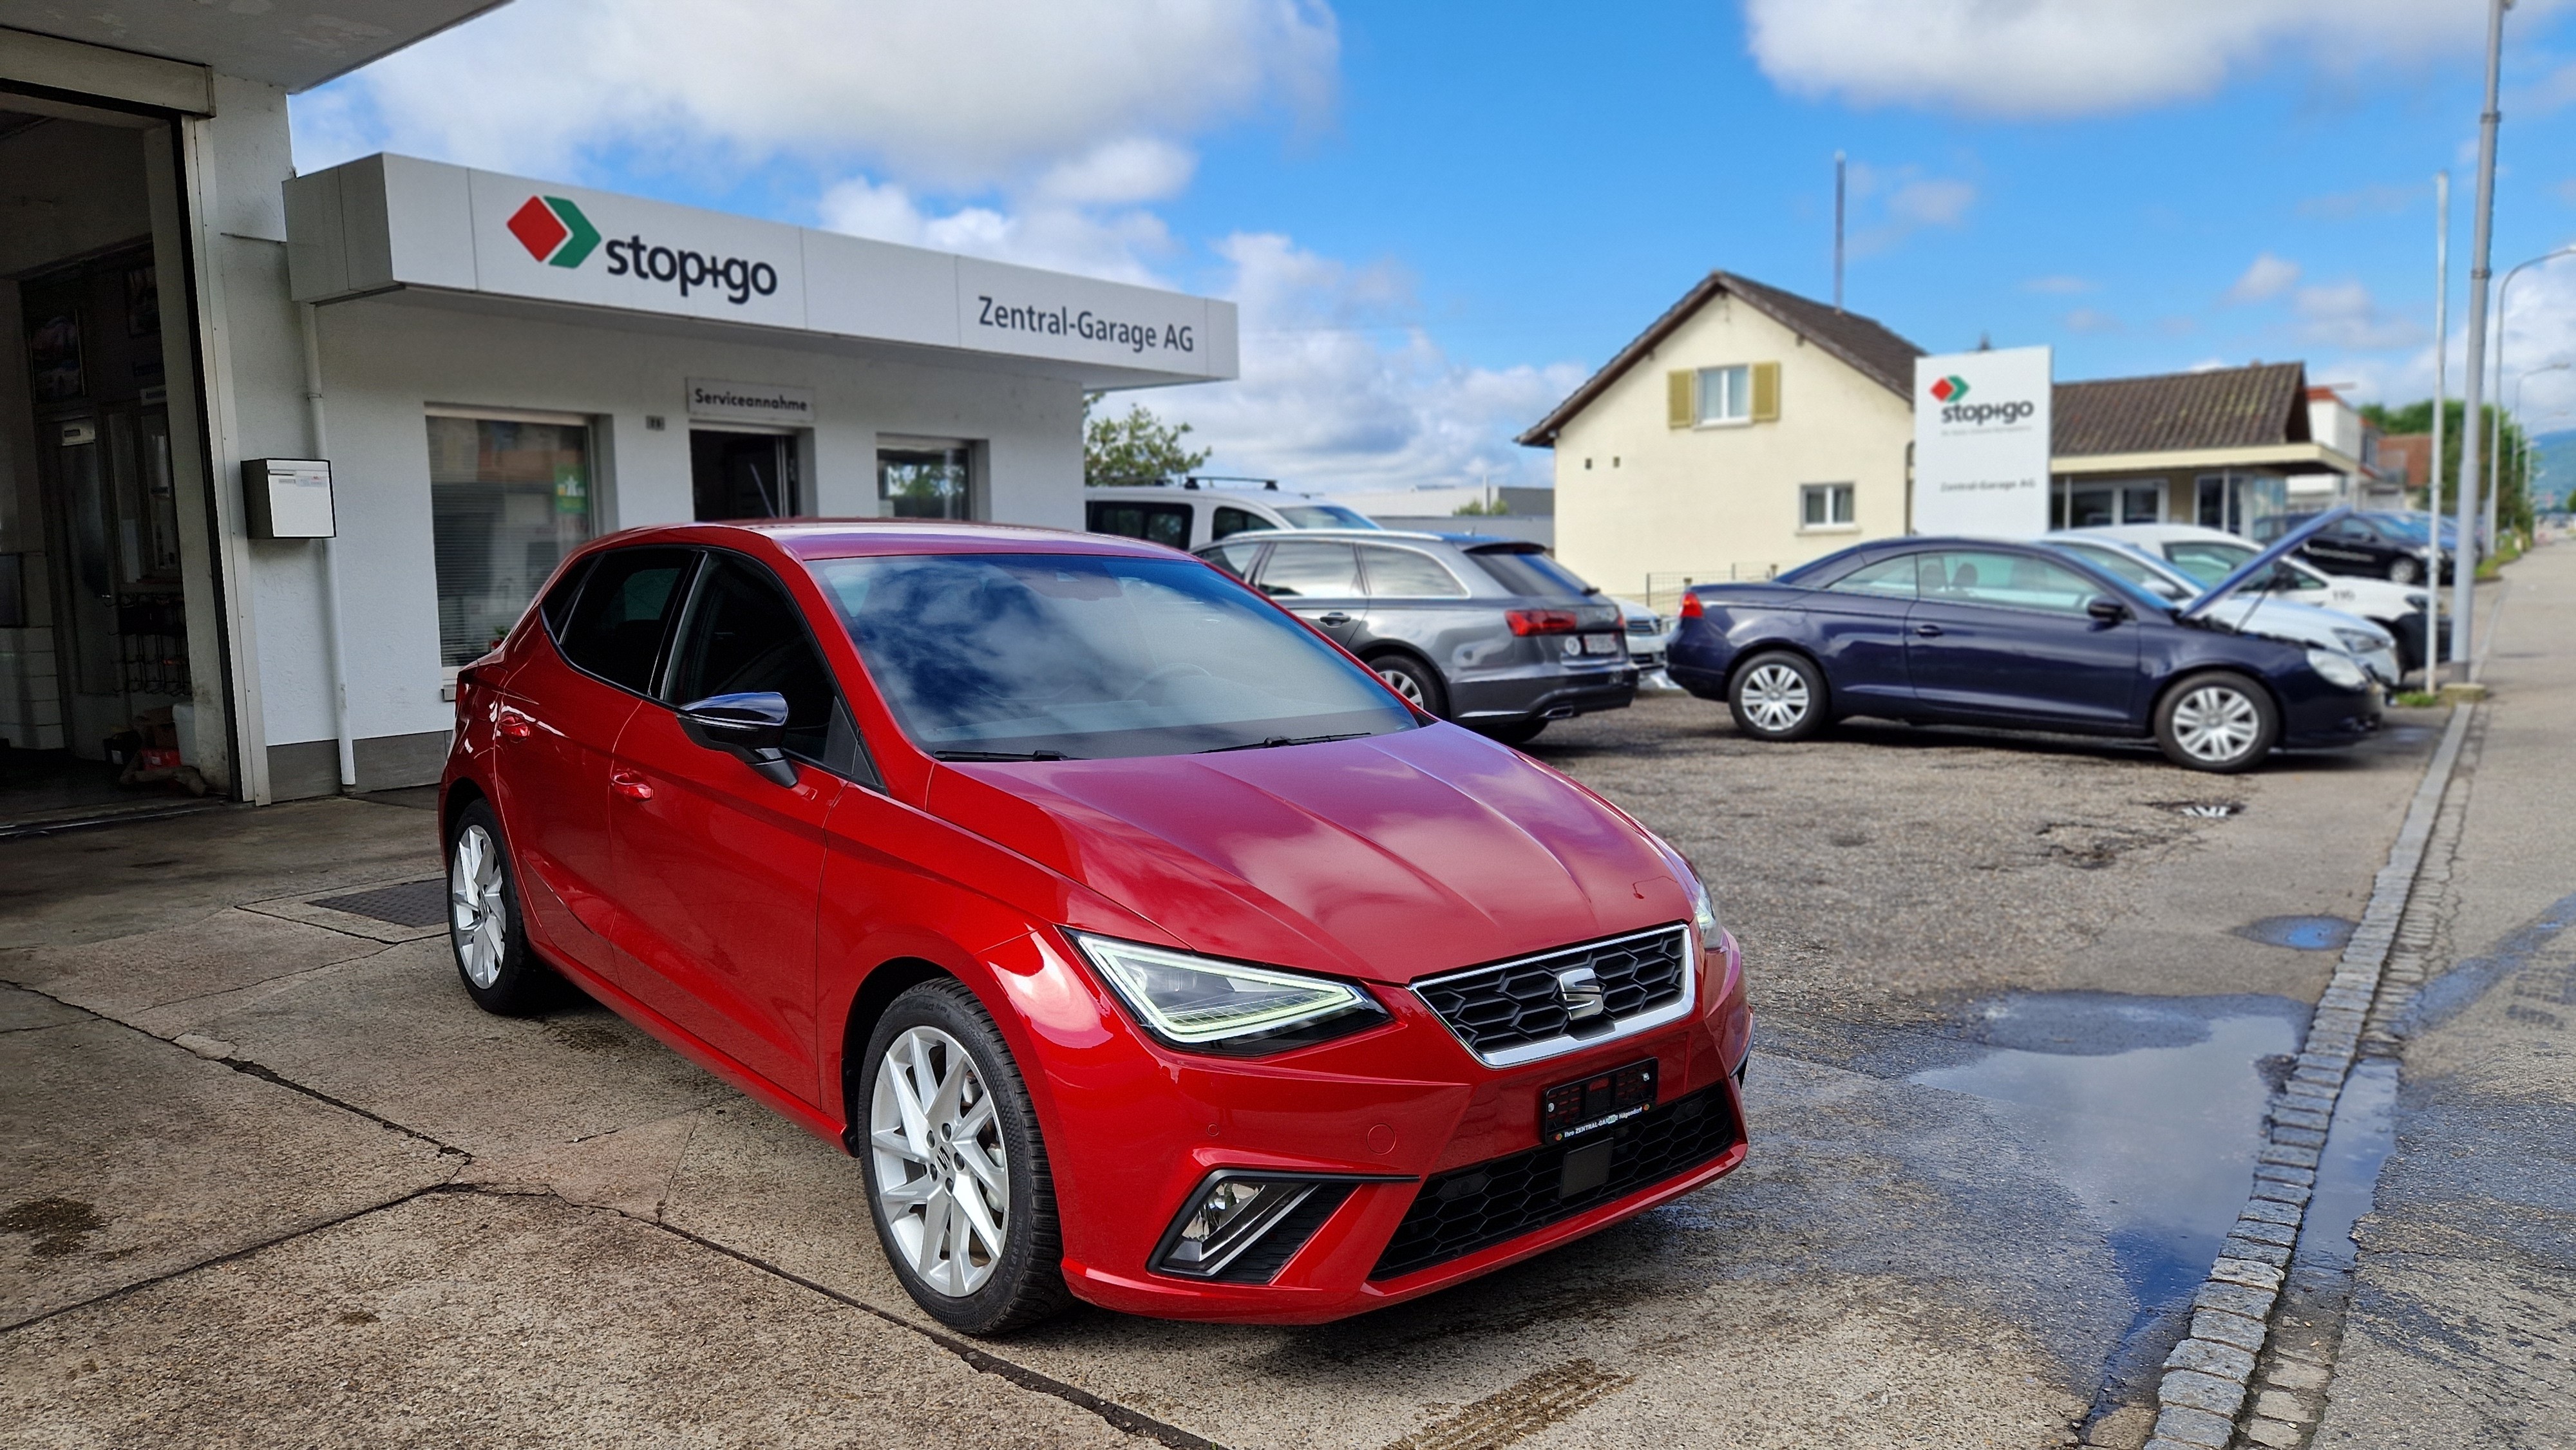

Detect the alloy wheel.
[
  {"left": 2171, "top": 685, "right": 2260, "bottom": 764},
  {"left": 1378, "top": 666, "right": 1426, "bottom": 708},
  {"left": 2389, "top": 558, "right": 2421, "bottom": 585},
  {"left": 449, "top": 824, "right": 507, "bottom": 989},
  {"left": 871, "top": 1026, "right": 1010, "bottom": 1298},
  {"left": 1740, "top": 663, "right": 1811, "bottom": 733}
]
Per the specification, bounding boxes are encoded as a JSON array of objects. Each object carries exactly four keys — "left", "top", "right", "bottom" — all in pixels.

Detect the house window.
[
  {"left": 880, "top": 438, "right": 974, "bottom": 520},
  {"left": 1697, "top": 365, "right": 1751, "bottom": 425},
  {"left": 1801, "top": 483, "right": 1856, "bottom": 529},
  {"left": 428, "top": 411, "right": 594, "bottom": 667}
]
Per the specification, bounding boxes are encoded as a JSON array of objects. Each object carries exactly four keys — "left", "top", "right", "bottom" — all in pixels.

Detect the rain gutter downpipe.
[{"left": 299, "top": 300, "right": 357, "bottom": 791}]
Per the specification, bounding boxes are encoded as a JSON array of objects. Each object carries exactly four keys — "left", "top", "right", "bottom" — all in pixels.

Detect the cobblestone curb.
[{"left": 2140, "top": 704, "right": 2476, "bottom": 1450}]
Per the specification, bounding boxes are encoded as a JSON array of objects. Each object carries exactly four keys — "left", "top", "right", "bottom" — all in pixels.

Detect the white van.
[{"left": 1084, "top": 483, "right": 1380, "bottom": 551}]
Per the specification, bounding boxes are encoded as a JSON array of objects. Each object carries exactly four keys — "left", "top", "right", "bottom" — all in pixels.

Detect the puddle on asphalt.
[
  {"left": 2297, "top": 1057, "right": 2397, "bottom": 1268},
  {"left": 2234, "top": 915, "right": 2359, "bottom": 952},
  {"left": 1911, "top": 995, "right": 2301, "bottom": 1312}
]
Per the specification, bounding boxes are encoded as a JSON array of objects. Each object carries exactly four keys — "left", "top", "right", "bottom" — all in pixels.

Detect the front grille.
[
  {"left": 1625, "top": 614, "right": 1663, "bottom": 637},
  {"left": 1369, "top": 1082, "right": 1741, "bottom": 1282},
  {"left": 1413, "top": 926, "right": 1690, "bottom": 1064}
]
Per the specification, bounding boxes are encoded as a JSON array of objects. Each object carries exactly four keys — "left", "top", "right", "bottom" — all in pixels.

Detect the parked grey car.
[{"left": 1194, "top": 529, "right": 1636, "bottom": 744}]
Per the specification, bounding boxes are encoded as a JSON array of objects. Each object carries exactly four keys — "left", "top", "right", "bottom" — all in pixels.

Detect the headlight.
[
  {"left": 1644, "top": 831, "right": 1725, "bottom": 947},
  {"left": 2333, "top": 628, "right": 2389, "bottom": 656},
  {"left": 1068, "top": 933, "right": 1385, "bottom": 1052},
  {"left": 2404, "top": 591, "right": 2430, "bottom": 610},
  {"left": 2306, "top": 648, "right": 2371, "bottom": 692}
]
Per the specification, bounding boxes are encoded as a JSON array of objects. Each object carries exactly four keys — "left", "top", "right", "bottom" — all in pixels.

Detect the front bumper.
[
  {"left": 1023, "top": 928, "right": 1752, "bottom": 1324},
  {"left": 2282, "top": 682, "right": 2383, "bottom": 749}
]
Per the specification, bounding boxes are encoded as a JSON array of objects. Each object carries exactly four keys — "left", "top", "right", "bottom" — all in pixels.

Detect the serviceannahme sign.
[
  {"left": 1913, "top": 346, "right": 2052, "bottom": 538},
  {"left": 285, "top": 156, "right": 1236, "bottom": 385},
  {"left": 686, "top": 379, "right": 814, "bottom": 426}
]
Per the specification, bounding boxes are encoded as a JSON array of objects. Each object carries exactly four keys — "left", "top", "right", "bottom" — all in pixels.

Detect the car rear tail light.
[
  {"left": 1506, "top": 608, "right": 1580, "bottom": 636},
  {"left": 1678, "top": 594, "right": 1704, "bottom": 619}
]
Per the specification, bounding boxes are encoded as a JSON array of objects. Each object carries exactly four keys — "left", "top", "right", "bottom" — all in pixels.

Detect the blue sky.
[{"left": 294, "top": 0, "right": 2576, "bottom": 495}]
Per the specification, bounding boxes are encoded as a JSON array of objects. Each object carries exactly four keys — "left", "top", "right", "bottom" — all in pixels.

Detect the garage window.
[
  {"left": 880, "top": 438, "right": 974, "bottom": 520},
  {"left": 429, "top": 412, "right": 595, "bottom": 666}
]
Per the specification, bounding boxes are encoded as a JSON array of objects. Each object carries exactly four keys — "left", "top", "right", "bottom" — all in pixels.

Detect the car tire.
[
  {"left": 1368, "top": 652, "right": 1448, "bottom": 718},
  {"left": 446, "top": 799, "right": 560, "bottom": 1016},
  {"left": 1728, "top": 651, "right": 1828, "bottom": 741},
  {"left": 2387, "top": 557, "right": 2421, "bottom": 585},
  {"left": 2154, "top": 672, "right": 2279, "bottom": 773},
  {"left": 1479, "top": 718, "right": 1548, "bottom": 748},
  {"left": 859, "top": 979, "right": 1072, "bottom": 1337}
]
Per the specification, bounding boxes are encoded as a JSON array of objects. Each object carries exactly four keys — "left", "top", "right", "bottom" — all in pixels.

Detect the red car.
[{"left": 440, "top": 520, "right": 1751, "bottom": 1333}]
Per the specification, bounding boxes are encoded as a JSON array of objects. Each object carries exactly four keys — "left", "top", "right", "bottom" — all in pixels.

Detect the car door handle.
[
  {"left": 1913, "top": 623, "right": 1944, "bottom": 637},
  {"left": 1315, "top": 612, "right": 1353, "bottom": 626},
  {"left": 610, "top": 770, "right": 654, "bottom": 801}
]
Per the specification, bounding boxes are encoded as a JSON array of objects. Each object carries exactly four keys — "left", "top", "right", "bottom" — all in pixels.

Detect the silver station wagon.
[{"left": 1195, "top": 529, "right": 1636, "bottom": 745}]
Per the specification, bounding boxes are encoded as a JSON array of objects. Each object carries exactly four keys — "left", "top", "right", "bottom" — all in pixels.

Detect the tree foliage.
[
  {"left": 1452, "top": 495, "right": 1511, "bottom": 516},
  {"left": 2360, "top": 398, "right": 2537, "bottom": 533},
  {"left": 1083, "top": 395, "right": 1211, "bottom": 487}
]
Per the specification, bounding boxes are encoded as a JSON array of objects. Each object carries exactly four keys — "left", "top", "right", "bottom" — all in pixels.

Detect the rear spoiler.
[{"left": 2178, "top": 506, "right": 2349, "bottom": 621}]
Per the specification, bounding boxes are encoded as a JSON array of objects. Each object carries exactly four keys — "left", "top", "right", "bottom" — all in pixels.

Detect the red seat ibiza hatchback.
[{"left": 442, "top": 520, "right": 1750, "bottom": 1333}]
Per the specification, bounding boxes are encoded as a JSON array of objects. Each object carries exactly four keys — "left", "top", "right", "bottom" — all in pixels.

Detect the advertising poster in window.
[{"left": 1913, "top": 346, "right": 2052, "bottom": 538}]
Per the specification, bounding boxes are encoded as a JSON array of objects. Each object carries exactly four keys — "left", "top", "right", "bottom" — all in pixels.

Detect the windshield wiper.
[
  {"left": 1197, "top": 731, "right": 1376, "bottom": 753},
  {"left": 933, "top": 749, "right": 1075, "bottom": 762}
]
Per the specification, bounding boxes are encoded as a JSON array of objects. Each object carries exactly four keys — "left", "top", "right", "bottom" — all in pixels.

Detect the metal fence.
[{"left": 1642, "top": 566, "right": 1784, "bottom": 616}]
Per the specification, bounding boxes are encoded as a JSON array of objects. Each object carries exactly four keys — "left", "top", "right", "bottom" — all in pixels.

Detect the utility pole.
[
  {"left": 2427, "top": 171, "right": 2448, "bottom": 678},
  {"left": 1833, "top": 151, "right": 1846, "bottom": 313},
  {"left": 2450, "top": 0, "right": 2508, "bottom": 675}
]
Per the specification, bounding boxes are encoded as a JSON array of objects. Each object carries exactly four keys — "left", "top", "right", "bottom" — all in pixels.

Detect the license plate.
[
  {"left": 1542, "top": 1059, "right": 1656, "bottom": 1144},
  {"left": 1581, "top": 634, "right": 1621, "bottom": 655}
]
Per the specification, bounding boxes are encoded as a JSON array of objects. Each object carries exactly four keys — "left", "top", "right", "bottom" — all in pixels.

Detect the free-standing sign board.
[
  {"left": 242, "top": 458, "right": 336, "bottom": 539},
  {"left": 1913, "top": 346, "right": 2052, "bottom": 538}
]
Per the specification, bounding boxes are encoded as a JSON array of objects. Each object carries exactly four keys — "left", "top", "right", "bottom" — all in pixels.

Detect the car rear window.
[
  {"left": 1087, "top": 500, "right": 1193, "bottom": 549},
  {"left": 809, "top": 552, "right": 1416, "bottom": 760},
  {"left": 1466, "top": 547, "right": 1595, "bottom": 599}
]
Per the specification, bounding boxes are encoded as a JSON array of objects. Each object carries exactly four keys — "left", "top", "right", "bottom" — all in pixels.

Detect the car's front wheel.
[
  {"left": 2155, "top": 672, "right": 2278, "bottom": 773},
  {"left": 2387, "top": 556, "right": 2421, "bottom": 585},
  {"left": 860, "top": 980, "right": 1071, "bottom": 1336},
  {"left": 447, "top": 800, "right": 560, "bottom": 1015},
  {"left": 1728, "top": 651, "right": 1828, "bottom": 741}
]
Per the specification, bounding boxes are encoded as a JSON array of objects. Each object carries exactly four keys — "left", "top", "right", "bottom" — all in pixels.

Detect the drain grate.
[
  {"left": 2155, "top": 800, "right": 2242, "bottom": 819},
  {"left": 310, "top": 879, "right": 448, "bottom": 929}
]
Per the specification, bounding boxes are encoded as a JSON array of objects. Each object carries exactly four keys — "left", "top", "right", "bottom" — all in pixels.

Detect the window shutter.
[
  {"left": 1667, "top": 370, "right": 1694, "bottom": 428},
  {"left": 1750, "top": 362, "right": 1781, "bottom": 422}
]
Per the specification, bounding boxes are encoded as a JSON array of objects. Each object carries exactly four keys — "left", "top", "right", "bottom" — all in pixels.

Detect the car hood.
[
  {"left": 927, "top": 725, "right": 1690, "bottom": 985},
  {"left": 2199, "top": 594, "right": 2388, "bottom": 644},
  {"left": 2181, "top": 507, "right": 2348, "bottom": 619}
]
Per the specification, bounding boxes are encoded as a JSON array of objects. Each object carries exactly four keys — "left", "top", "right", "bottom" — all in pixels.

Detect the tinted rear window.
[{"left": 1466, "top": 548, "right": 1595, "bottom": 598}]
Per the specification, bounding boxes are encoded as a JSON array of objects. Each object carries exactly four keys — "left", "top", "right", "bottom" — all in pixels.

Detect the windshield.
[
  {"left": 1276, "top": 504, "right": 1381, "bottom": 530},
  {"left": 1468, "top": 548, "right": 1598, "bottom": 598},
  {"left": 2048, "top": 542, "right": 2190, "bottom": 601},
  {"left": 811, "top": 552, "right": 1417, "bottom": 760},
  {"left": 2161, "top": 540, "right": 2257, "bottom": 587}
]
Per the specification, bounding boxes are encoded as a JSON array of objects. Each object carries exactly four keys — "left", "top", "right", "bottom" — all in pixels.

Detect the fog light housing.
[{"left": 1150, "top": 1172, "right": 1387, "bottom": 1283}]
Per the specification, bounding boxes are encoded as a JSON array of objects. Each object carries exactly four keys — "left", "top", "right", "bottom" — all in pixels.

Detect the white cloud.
[
  {"left": 1744, "top": 0, "right": 2562, "bottom": 117},
  {"left": 2297, "top": 184, "right": 2420, "bottom": 221},
  {"left": 1151, "top": 235, "right": 1584, "bottom": 494},
  {"left": 2024, "top": 274, "right": 2095, "bottom": 295},
  {"left": 2225, "top": 253, "right": 2303, "bottom": 305},
  {"left": 1843, "top": 162, "right": 1977, "bottom": 256},
  {"left": 290, "top": 0, "right": 1336, "bottom": 188},
  {"left": 2293, "top": 280, "right": 2423, "bottom": 350},
  {"left": 2063, "top": 308, "right": 2122, "bottom": 334}
]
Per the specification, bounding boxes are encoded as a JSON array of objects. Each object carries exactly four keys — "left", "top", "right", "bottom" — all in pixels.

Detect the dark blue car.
[{"left": 1667, "top": 532, "right": 2382, "bottom": 772}]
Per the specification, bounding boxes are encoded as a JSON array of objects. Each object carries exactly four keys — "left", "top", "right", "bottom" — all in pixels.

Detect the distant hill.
[{"left": 2537, "top": 429, "right": 2576, "bottom": 511}]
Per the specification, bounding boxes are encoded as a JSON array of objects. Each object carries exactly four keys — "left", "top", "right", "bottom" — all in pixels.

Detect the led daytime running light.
[{"left": 1070, "top": 933, "right": 1381, "bottom": 1046}]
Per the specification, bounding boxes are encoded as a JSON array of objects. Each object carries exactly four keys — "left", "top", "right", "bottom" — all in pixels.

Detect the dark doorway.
[{"left": 691, "top": 430, "right": 796, "bottom": 521}]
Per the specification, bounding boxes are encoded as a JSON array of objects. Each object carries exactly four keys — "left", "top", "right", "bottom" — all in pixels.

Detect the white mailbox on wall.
[{"left": 242, "top": 458, "right": 337, "bottom": 539}]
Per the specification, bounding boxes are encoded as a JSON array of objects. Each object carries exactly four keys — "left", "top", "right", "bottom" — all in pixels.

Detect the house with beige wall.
[{"left": 1518, "top": 272, "right": 1923, "bottom": 605}]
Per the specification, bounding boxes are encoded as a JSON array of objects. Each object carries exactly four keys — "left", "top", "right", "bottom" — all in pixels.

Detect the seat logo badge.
[
  {"left": 506, "top": 196, "right": 601, "bottom": 269},
  {"left": 1557, "top": 966, "right": 1605, "bottom": 1021}
]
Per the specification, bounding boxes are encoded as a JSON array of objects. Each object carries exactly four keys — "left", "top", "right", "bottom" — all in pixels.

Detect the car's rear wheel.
[
  {"left": 447, "top": 800, "right": 560, "bottom": 1015},
  {"left": 860, "top": 980, "right": 1070, "bottom": 1336},
  {"left": 2155, "top": 672, "right": 2278, "bottom": 773},
  {"left": 1369, "top": 652, "right": 1448, "bottom": 718},
  {"left": 1479, "top": 718, "right": 1548, "bottom": 747},
  {"left": 1728, "top": 652, "right": 1828, "bottom": 741},
  {"left": 2387, "top": 557, "right": 2421, "bottom": 585}
]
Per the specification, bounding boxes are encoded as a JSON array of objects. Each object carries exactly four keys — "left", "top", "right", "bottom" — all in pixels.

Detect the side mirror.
[
  {"left": 678, "top": 692, "right": 797, "bottom": 786},
  {"left": 2085, "top": 596, "right": 2130, "bottom": 625}
]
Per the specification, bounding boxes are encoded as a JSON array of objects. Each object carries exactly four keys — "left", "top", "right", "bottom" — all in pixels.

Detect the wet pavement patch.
[
  {"left": 1, "top": 1197, "right": 105, "bottom": 1257},
  {"left": 2298, "top": 1057, "right": 2397, "bottom": 1270},
  {"left": 1903, "top": 993, "right": 2305, "bottom": 1401},
  {"left": 2235, "top": 915, "right": 2360, "bottom": 952}
]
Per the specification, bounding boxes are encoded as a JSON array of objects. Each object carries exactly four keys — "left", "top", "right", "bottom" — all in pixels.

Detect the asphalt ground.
[{"left": 0, "top": 672, "right": 2453, "bottom": 1448}]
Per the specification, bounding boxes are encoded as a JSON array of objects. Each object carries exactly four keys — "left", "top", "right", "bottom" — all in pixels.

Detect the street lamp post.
[
  {"left": 2488, "top": 247, "right": 2576, "bottom": 558},
  {"left": 2448, "top": 0, "right": 2508, "bottom": 677}
]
